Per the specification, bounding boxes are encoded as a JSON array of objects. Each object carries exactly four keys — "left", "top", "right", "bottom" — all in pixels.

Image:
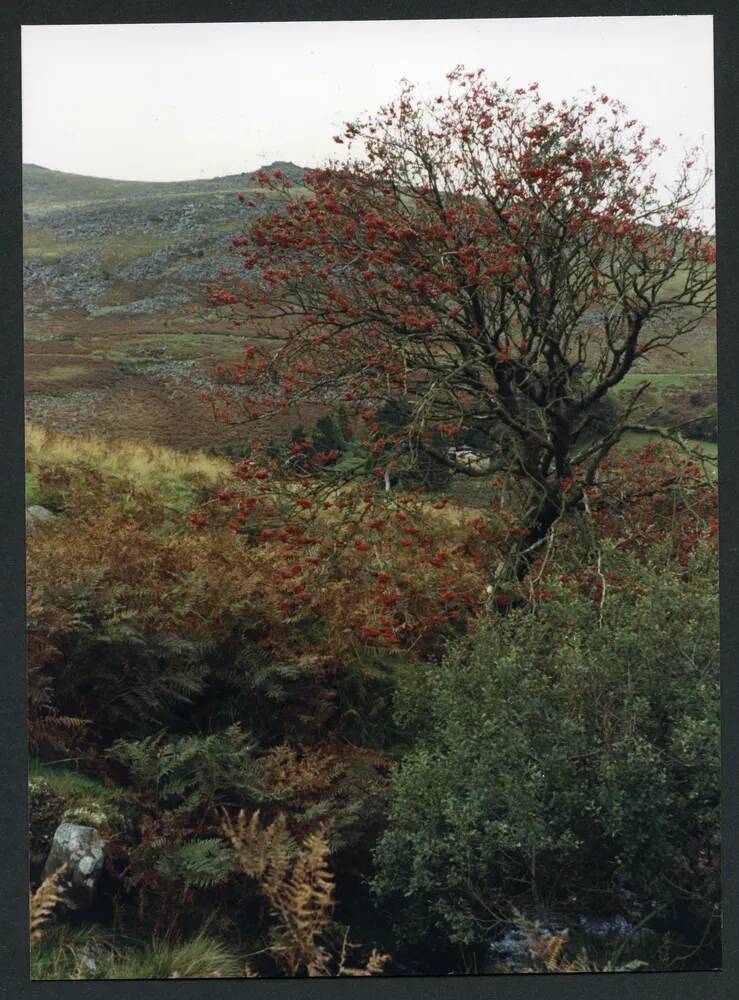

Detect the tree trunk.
[{"left": 492, "top": 488, "right": 565, "bottom": 607}]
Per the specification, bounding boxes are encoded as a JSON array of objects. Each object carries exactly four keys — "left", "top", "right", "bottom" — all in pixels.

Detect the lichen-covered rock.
[
  {"left": 484, "top": 912, "right": 656, "bottom": 973},
  {"left": 486, "top": 925, "right": 546, "bottom": 973},
  {"left": 42, "top": 823, "right": 106, "bottom": 912}
]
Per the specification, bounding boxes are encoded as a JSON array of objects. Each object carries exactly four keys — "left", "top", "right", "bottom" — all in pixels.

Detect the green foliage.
[
  {"left": 690, "top": 403, "right": 718, "bottom": 442},
  {"left": 105, "top": 727, "right": 263, "bottom": 920},
  {"left": 313, "top": 406, "right": 352, "bottom": 453},
  {"left": 28, "top": 574, "right": 212, "bottom": 740},
  {"left": 26, "top": 425, "right": 721, "bottom": 973},
  {"left": 157, "top": 839, "right": 235, "bottom": 889},
  {"left": 300, "top": 401, "right": 452, "bottom": 489},
  {"left": 104, "top": 932, "right": 244, "bottom": 980},
  {"left": 200, "top": 639, "right": 377, "bottom": 748},
  {"left": 197, "top": 640, "right": 303, "bottom": 737},
  {"left": 108, "top": 725, "right": 262, "bottom": 815},
  {"left": 30, "top": 921, "right": 244, "bottom": 980},
  {"left": 25, "top": 470, "right": 40, "bottom": 506},
  {"left": 579, "top": 385, "right": 619, "bottom": 443},
  {"left": 376, "top": 399, "right": 452, "bottom": 490},
  {"left": 255, "top": 742, "right": 389, "bottom": 856},
  {"left": 372, "top": 544, "right": 720, "bottom": 947},
  {"left": 30, "top": 924, "right": 118, "bottom": 980},
  {"left": 29, "top": 759, "right": 130, "bottom": 813}
]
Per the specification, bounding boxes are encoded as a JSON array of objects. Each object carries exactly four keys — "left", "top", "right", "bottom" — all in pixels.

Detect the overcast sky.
[{"left": 22, "top": 16, "right": 714, "bottom": 191}]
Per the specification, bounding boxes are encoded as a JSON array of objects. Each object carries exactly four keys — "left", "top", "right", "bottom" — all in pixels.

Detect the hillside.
[
  {"left": 23, "top": 162, "right": 716, "bottom": 455},
  {"left": 23, "top": 161, "right": 307, "bottom": 207},
  {"left": 23, "top": 161, "right": 308, "bottom": 317},
  {"left": 23, "top": 162, "right": 312, "bottom": 451}
]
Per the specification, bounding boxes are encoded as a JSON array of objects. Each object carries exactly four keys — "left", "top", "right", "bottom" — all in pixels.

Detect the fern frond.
[
  {"left": 29, "top": 865, "right": 66, "bottom": 943},
  {"left": 223, "top": 810, "right": 388, "bottom": 976},
  {"left": 157, "top": 838, "right": 233, "bottom": 889},
  {"left": 285, "top": 827, "right": 334, "bottom": 943},
  {"left": 222, "top": 809, "right": 290, "bottom": 884},
  {"left": 338, "top": 945, "right": 391, "bottom": 977}
]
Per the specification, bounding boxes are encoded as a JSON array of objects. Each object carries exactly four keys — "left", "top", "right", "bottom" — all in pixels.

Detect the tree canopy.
[{"left": 207, "top": 67, "right": 715, "bottom": 581}]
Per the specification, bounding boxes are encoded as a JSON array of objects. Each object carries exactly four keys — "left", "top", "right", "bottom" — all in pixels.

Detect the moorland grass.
[
  {"left": 29, "top": 758, "right": 126, "bottom": 806},
  {"left": 25, "top": 422, "right": 230, "bottom": 499},
  {"left": 31, "top": 924, "right": 243, "bottom": 981}
]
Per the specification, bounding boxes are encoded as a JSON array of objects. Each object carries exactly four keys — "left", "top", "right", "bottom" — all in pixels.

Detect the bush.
[
  {"left": 690, "top": 404, "right": 718, "bottom": 442},
  {"left": 105, "top": 726, "right": 389, "bottom": 925},
  {"left": 26, "top": 509, "right": 415, "bottom": 752},
  {"left": 25, "top": 425, "right": 490, "bottom": 755},
  {"left": 372, "top": 543, "right": 720, "bottom": 948}
]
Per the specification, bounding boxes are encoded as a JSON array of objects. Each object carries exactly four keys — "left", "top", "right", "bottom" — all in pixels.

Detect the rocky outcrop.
[
  {"left": 22, "top": 160, "right": 307, "bottom": 319},
  {"left": 42, "top": 823, "right": 106, "bottom": 912}
]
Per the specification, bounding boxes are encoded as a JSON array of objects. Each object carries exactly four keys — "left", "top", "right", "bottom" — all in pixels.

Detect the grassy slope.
[
  {"left": 23, "top": 163, "right": 298, "bottom": 448},
  {"left": 22, "top": 161, "right": 307, "bottom": 290},
  {"left": 23, "top": 161, "right": 306, "bottom": 210},
  {"left": 26, "top": 422, "right": 230, "bottom": 509}
]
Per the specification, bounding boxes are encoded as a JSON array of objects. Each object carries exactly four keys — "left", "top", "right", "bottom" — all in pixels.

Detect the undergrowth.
[{"left": 26, "top": 425, "right": 720, "bottom": 977}]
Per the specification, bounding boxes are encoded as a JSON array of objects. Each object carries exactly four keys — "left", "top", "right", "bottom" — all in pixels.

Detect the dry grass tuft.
[{"left": 26, "top": 422, "right": 230, "bottom": 489}]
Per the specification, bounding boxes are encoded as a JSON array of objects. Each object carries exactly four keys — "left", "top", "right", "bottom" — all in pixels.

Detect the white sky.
[{"left": 22, "top": 16, "right": 714, "bottom": 190}]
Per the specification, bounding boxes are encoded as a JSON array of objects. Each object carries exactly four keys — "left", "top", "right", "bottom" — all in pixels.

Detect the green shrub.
[
  {"left": 156, "top": 839, "right": 236, "bottom": 890},
  {"left": 32, "top": 582, "right": 211, "bottom": 739},
  {"left": 108, "top": 725, "right": 262, "bottom": 815},
  {"left": 372, "top": 544, "right": 720, "bottom": 947},
  {"left": 690, "top": 403, "right": 718, "bottom": 442}
]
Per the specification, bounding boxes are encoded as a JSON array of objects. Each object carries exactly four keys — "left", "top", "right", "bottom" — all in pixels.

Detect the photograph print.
[{"left": 23, "top": 15, "right": 720, "bottom": 979}]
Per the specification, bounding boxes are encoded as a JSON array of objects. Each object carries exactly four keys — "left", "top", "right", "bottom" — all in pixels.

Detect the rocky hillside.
[
  {"left": 22, "top": 162, "right": 316, "bottom": 452},
  {"left": 23, "top": 161, "right": 307, "bottom": 319}
]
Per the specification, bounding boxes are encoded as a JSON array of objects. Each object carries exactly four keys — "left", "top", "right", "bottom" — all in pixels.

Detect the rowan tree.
[{"left": 207, "top": 67, "right": 716, "bottom": 584}]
